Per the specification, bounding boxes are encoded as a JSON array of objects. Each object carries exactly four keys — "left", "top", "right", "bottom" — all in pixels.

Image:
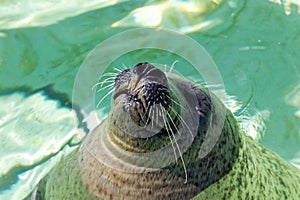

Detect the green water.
[{"left": 0, "top": 0, "right": 299, "bottom": 199}]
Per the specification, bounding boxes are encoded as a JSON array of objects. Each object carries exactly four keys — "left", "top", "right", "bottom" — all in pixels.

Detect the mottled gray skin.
[{"left": 36, "top": 63, "right": 300, "bottom": 200}]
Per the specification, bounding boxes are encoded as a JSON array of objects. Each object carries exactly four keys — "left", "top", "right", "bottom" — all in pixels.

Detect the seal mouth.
[{"left": 113, "top": 62, "right": 170, "bottom": 126}]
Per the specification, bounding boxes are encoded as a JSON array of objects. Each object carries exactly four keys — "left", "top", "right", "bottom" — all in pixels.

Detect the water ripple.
[{"left": 112, "top": 0, "right": 246, "bottom": 34}]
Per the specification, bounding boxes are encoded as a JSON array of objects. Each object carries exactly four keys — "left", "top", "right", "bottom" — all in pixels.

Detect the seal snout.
[
  {"left": 134, "top": 83, "right": 168, "bottom": 115},
  {"left": 131, "top": 63, "right": 170, "bottom": 110},
  {"left": 113, "top": 62, "right": 170, "bottom": 125}
]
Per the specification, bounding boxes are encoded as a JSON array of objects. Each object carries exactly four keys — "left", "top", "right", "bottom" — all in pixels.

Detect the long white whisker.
[
  {"left": 92, "top": 71, "right": 117, "bottom": 90},
  {"left": 158, "top": 109, "right": 162, "bottom": 117},
  {"left": 102, "top": 72, "right": 118, "bottom": 77},
  {"left": 151, "top": 107, "right": 155, "bottom": 129},
  {"left": 92, "top": 83, "right": 100, "bottom": 91},
  {"left": 97, "top": 83, "right": 115, "bottom": 93},
  {"left": 140, "top": 137, "right": 149, "bottom": 149},
  {"left": 167, "top": 95, "right": 186, "bottom": 112},
  {"left": 114, "top": 67, "right": 123, "bottom": 72},
  {"left": 143, "top": 104, "right": 152, "bottom": 128},
  {"left": 121, "top": 64, "right": 128, "bottom": 70},
  {"left": 161, "top": 106, "right": 178, "bottom": 164},
  {"left": 156, "top": 106, "right": 159, "bottom": 127},
  {"left": 161, "top": 105, "right": 188, "bottom": 183},
  {"left": 143, "top": 66, "right": 157, "bottom": 77},
  {"left": 168, "top": 60, "right": 179, "bottom": 74},
  {"left": 166, "top": 111, "right": 181, "bottom": 136},
  {"left": 96, "top": 89, "right": 114, "bottom": 108},
  {"left": 92, "top": 80, "right": 115, "bottom": 91},
  {"left": 169, "top": 106, "right": 194, "bottom": 138},
  {"left": 100, "top": 77, "right": 116, "bottom": 86}
]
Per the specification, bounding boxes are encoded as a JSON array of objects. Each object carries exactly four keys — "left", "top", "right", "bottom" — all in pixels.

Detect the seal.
[{"left": 35, "top": 62, "right": 300, "bottom": 200}]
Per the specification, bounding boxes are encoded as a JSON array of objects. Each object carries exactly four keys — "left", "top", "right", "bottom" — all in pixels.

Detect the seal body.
[{"left": 36, "top": 63, "right": 300, "bottom": 200}]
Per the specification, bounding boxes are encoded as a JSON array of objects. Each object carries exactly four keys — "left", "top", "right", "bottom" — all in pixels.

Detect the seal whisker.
[
  {"left": 121, "top": 64, "right": 129, "bottom": 70},
  {"left": 166, "top": 111, "right": 181, "bottom": 136},
  {"left": 96, "top": 88, "right": 114, "bottom": 108},
  {"left": 155, "top": 106, "right": 159, "bottom": 127},
  {"left": 143, "top": 66, "right": 158, "bottom": 77},
  {"left": 150, "top": 107, "right": 155, "bottom": 129},
  {"left": 100, "top": 77, "right": 116, "bottom": 86},
  {"left": 169, "top": 106, "right": 194, "bottom": 138},
  {"left": 144, "top": 106, "right": 154, "bottom": 129},
  {"left": 113, "top": 67, "right": 122, "bottom": 72},
  {"left": 92, "top": 80, "right": 114, "bottom": 91},
  {"left": 102, "top": 72, "right": 118, "bottom": 77},
  {"left": 161, "top": 106, "right": 178, "bottom": 165},
  {"left": 92, "top": 71, "right": 118, "bottom": 90},
  {"left": 139, "top": 137, "right": 149, "bottom": 149},
  {"left": 93, "top": 77, "right": 116, "bottom": 91},
  {"left": 92, "top": 83, "right": 99, "bottom": 91},
  {"left": 167, "top": 95, "right": 186, "bottom": 112},
  {"left": 162, "top": 105, "right": 188, "bottom": 183},
  {"left": 96, "top": 83, "right": 115, "bottom": 93},
  {"left": 168, "top": 60, "right": 179, "bottom": 74},
  {"left": 143, "top": 104, "right": 152, "bottom": 128}
]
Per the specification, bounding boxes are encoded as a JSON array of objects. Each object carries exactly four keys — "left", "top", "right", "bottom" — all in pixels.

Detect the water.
[{"left": 0, "top": 0, "right": 299, "bottom": 199}]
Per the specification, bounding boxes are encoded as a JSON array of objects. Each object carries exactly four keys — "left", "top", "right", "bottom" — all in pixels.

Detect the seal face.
[{"left": 113, "top": 62, "right": 170, "bottom": 127}]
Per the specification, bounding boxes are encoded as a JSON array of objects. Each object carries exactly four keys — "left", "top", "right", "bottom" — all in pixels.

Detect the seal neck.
[{"left": 166, "top": 106, "right": 240, "bottom": 192}]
